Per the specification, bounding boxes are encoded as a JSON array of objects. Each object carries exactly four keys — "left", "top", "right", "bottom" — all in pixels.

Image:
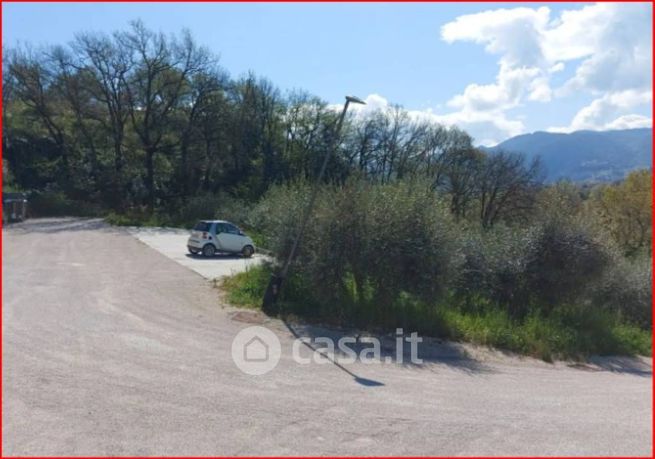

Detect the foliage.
[
  {"left": 442, "top": 304, "right": 650, "bottom": 361},
  {"left": 224, "top": 264, "right": 651, "bottom": 360},
  {"left": 588, "top": 169, "right": 652, "bottom": 256},
  {"left": 5, "top": 22, "right": 542, "bottom": 231},
  {"left": 105, "top": 209, "right": 166, "bottom": 227},
  {"left": 476, "top": 151, "right": 543, "bottom": 228},
  {"left": 591, "top": 255, "right": 652, "bottom": 328},
  {"left": 105, "top": 192, "right": 259, "bottom": 234},
  {"left": 228, "top": 173, "right": 651, "bottom": 360},
  {"left": 29, "top": 190, "right": 102, "bottom": 218},
  {"left": 221, "top": 264, "right": 273, "bottom": 309},
  {"left": 457, "top": 218, "right": 610, "bottom": 317},
  {"left": 535, "top": 180, "right": 584, "bottom": 221},
  {"left": 522, "top": 219, "right": 609, "bottom": 310},
  {"left": 251, "top": 179, "right": 463, "bottom": 317}
]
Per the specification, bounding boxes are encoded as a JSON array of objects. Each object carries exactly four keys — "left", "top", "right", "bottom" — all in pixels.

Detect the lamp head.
[{"left": 345, "top": 95, "right": 366, "bottom": 105}]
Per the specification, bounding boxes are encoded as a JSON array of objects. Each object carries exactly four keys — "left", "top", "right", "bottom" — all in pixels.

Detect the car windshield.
[{"left": 193, "top": 221, "right": 212, "bottom": 232}]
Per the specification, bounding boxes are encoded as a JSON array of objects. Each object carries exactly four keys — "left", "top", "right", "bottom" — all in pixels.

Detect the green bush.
[
  {"left": 251, "top": 179, "right": 463, "bottom": 319},
  {"left": 457, "top": 225, "right": 530, "bottom": 315},
  {"left": 223, "top": 177, "right": 650, "bottom": 360},
  {"left": 523, "top": 219, "right": 609, "bottom": 310},
  {"left": 221, "top": 264, "right": 272, "bottom": 308},
  {"left": 29, "top": 191, "right": 102, "bottom": 218},
  {"left": 155, "top": 193, "right": 252, "bottom": 228},
  {"left": 223, "top": 265, "right": 651, "bottom": 360},
  {"left": 105, "top": 209, "right": 165, "bottom": 227},
  {"left": 592, "top": 255, "right": 652, "bottom": 328},
  {"left": 458, "top": 218, "right": 609, "bottom": 318},
  {"left": 247, "top": 179, "right": 311, "bottom": 253},
  {"left": 168, "top": 194, "right": 220, "bottom": 227}
]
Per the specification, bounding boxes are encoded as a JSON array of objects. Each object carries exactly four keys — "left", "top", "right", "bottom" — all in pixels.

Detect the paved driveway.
[
  {"left": 2, "top": 218, "right": 652, "bottom": 456},
  {"left": 128, "top": 226, "right": 267, "bottom": 280}
]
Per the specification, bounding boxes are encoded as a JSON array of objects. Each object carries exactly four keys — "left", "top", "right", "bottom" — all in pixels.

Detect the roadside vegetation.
[
  {"left": 222, "top": 177, "right": 651, "bottom": 361},
  {"left": 225, "top": 264, "right": 650, "bottom": 361},
  {"left": 4, "top": 22, "right": 651, "bottom": 360}
]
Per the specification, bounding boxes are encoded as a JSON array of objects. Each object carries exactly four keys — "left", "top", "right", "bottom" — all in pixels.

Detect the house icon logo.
[
  {"left": 244, "top": 336, "right": 269, "bottom": 362},
  {"left": 231, "top": 326, "right": 281, "bottom": 375}
]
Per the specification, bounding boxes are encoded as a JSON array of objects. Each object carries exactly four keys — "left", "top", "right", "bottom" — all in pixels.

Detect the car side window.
[
  {"left": 194, "top": 221, "right": 211, "bottom": 232},
  {"left": 215, "top": 223, "right": 227, "bottom": 234},
  {"left": 225, "top": 223, "right": 240, "bottom": 235}
]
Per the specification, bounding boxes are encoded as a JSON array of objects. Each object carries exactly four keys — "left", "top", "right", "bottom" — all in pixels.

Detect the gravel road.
[{"left": 2, "top": 218, "right": 652, "bottom": 456}]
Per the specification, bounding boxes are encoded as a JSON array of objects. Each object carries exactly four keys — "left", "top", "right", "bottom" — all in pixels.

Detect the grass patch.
[
  {"left": 220, "top": 265, "right": 271, "bottom": 309},
  {"left": 222, "top": 264, "right": 651, "bottom": 361},
  {"left": 245, "top": 229, "right": 266, "bottom": 249},
  {"left": 439, "top": 306, "right": 650, "bottom": 361},
  {"left": 105, "top": 210, "right": 168, "bottom": 227}
]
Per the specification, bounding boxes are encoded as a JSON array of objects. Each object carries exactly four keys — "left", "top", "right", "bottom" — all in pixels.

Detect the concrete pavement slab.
[{"left": 128, "top": 226, "right": 267, "bottom": 280}]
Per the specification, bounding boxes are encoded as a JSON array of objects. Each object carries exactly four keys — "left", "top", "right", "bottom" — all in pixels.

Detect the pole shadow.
[{"left": 282, "top": 318, "right": 385, "bottom": 388}]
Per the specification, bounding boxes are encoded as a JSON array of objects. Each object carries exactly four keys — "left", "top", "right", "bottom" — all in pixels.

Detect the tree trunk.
[
  {"left": 113, "top": 136, "right": 125, "bottom": 210},
  {"left": 145, "top": 148, "right": 156, "bottom": 212}
]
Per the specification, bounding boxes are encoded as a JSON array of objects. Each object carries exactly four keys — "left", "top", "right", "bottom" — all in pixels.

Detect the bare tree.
[
  {"left": 8, "top": 47, "right": 72, "bottom": 183},
  {"left": 175, "top": 68, "right": 227, "bottom": 196},
  {"left": 439, "top": 147, "right": 484, "bottom": 220},
  {"left": 118, "top": 20, "right": 213, "bottom": 209},
  {"left": 72, "top": 32, "right": 133, "bottom": 207},
  {"left": 477, "top": 150, "right": 544, "bottom": 228},
  {"left": 283, "top": 91, "right": 328, "bottom": 180}
]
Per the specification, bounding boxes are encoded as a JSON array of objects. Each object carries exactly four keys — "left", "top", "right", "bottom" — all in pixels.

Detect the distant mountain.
[{"left": 480, "top": 128, "right": 652, "bottom": 182}]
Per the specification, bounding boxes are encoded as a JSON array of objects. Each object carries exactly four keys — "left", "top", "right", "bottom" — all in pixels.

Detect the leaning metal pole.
[{"left": 262, "top": 97, "right": 361, "bottom": 313}]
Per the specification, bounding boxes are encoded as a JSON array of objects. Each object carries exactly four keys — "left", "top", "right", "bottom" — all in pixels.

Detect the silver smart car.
[{"left": 187, "top": 220, "right": 256, "bottom": 258}]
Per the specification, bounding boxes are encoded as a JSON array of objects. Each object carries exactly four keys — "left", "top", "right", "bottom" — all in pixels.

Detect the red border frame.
[
  {"left": 652, "top": 4, "right": 655, "bottom": 459},
  {"left": 0, "top": 1, "right": 652, "bottom": 458},
  {"left": 1, "top": 2, "right": 5, "bottom": 457}
]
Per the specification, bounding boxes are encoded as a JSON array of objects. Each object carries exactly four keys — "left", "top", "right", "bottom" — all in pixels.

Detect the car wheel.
[
  {"left": 202, "top": 244, "right": 216, "bottom": 257},
  {"left": 242, "top": 245, "right": 255, "bottom": 258}
]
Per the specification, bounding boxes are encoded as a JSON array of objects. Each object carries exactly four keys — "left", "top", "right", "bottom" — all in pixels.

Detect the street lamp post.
[{"left": 262, "top": 95, "right": 366, "bottom": 313}]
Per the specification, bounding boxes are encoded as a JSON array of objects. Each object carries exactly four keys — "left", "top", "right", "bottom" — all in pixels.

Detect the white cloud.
[
  {"left": 335, "top": 4, "right": 651, "bottom": 146},
  {"left": 549, "top": 89, "right": 652, "bottom": 132},
  {"left": 548, "top": 113, "right": 653, "bottom": 133},
  {"left": 343, "top": 93, "right": 523, "bottom": 147},
  {"left": 447, "top": 64, "right": 541, "bottom": 111},
  {"left": 355, "top": 93, "right": 388, "bottom": 113},
  {"left": 441, "top": 6, "right": 550, "bottom": 68},
  {"left": 440, "top": 5, "right": 552, "bottom": 129},
  {"left": 549, "top": 3, "right": 652, "bottom": 94},
  {"left": 548, "top": 62, "right": 565, "bottom": 74},
  {"left": 528, "top": 77, "right": 552, "bottom": 102},
  {"left": 429, "top": 110, "right": 524, "bottom": 146},
  {"left": 605, "top": 114, "right": 653, "bottom": 130},
  {"left": 438, "top": 2, "right": 652, "bottom": 140}
]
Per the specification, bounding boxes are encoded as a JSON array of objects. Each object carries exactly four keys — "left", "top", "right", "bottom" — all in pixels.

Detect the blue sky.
[{"left": 3, "top": 2, "right": 652, "bottom": 145}]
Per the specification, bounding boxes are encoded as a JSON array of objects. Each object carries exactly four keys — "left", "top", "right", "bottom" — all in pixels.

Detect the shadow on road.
[
  {"left": 185, "top": 253, "right": 246, "bottom": 261},
  {"left": 282, "top": 318, "right": 385, "bottom": 387},
  {"left": 126, "top": 226, "right": 189, "bottom": 235},
  {"left": 584, "top": 356, "right": 652, "bottom": 377},
  {"left": 280, "top": 318, "right": 494, "bottom": 387}
]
